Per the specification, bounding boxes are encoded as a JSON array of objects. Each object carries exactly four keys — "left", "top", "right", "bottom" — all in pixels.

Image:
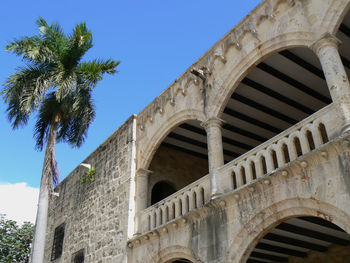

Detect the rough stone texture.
[
  {"left": 44, "top": 116, "right": 134, "bottom": 263},
  {"left": 148, "top": 145, "right": 208, "bottom": 206}
]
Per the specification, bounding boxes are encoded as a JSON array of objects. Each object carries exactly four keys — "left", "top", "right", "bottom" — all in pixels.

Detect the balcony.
[{"left": 139, "top": 103, "right": 339, "bottom": 233}]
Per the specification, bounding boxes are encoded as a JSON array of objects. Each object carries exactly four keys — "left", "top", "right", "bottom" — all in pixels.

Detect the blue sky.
[{"left": 0, "top": 0, "right": 261, "bottom": 192}]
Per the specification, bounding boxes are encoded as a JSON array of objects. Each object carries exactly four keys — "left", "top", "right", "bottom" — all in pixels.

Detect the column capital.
[
  {"left": 310, "top": 33, "right": 342, "bottom": 55},
  {"left": 136, "top": 168, "right": 153, "bottom": 177},
  {"left": 200, "top": 117, "right": 225, "bottom": 130}
]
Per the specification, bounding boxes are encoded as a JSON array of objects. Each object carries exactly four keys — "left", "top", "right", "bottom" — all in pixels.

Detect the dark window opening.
[
  {"left": 72, "top": 249, "right": 84, "bottom": 263},
  {"left": 232, "top": 171, "right": 237, "bottom": 189},
  {"left": 151, "top": 181, "right": 176, "bottom": 205},
  {"left": 261, "top": 156, "right": 267, "bottom": 175},
  {"left": 241, "top": 166, "right": 247, "bottom": 185},
  {"left": 294, "top": 137, "right": 303, "bottom": 157},
  {"left": 282, "top": 143, "right": 290, "bottom": 163},
  {"left": 51, "top": 223, "right": 65, "bottom": 261},
  {"left": 271, "top": 150, "right": 278, "bottom": 169},
  {"left": 306, "top": 130, "right": 316, "bottom": 150},
  {"left": 251, "top": 161, "right": 257, "bottom": 180},
  {"left": 319, "top": 123, "right": 329, "bottom": 144}
]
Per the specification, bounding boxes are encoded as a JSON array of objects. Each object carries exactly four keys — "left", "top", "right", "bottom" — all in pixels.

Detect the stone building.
[{"left": 44, "top": 0, "right": 350, "bottom": 262}]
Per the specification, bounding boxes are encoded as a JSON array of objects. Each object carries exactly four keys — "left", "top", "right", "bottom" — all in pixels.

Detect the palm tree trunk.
[{"left": 30, "top": 118, "right": 58, "bottom": 263}]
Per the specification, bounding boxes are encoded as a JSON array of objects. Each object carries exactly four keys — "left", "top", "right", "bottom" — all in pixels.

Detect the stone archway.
[
  {"left": 320, "top": 0, "right": 350, "bottom": 35},
  {"left": 211, "top": 35, "right": 314, "bottom": 119},
  {"left": 138, "top": 109, "right": 206, "bottom": 171},
  {"left": 226, "top": 198, "right": 350, "bottom": 263},
  {"left": 246, "top": 216, "right": 350, "bottom": 262},
  {"left": 151, "top": 245, "right": 200, "bottom": 263}
]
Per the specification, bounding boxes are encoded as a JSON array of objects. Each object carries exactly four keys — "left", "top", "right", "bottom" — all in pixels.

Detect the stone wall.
[
  {"left": 148, "top": 145, "right": 208, "bottom": 206},
  {"left": 44, "top": 116, "right": 135, "bottom": 263}
]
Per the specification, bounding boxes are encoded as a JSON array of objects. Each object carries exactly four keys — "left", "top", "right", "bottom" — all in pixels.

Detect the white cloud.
[{"left": 0, "top": 182, "right": 39, "bottom": 225}]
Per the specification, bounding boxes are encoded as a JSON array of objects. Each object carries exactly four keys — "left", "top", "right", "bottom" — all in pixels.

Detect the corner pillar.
[
  {"left": 311, "top": 33, "right": 350, "bottom": 133},
  {"left": 134, "top": 168, "right": 152, "bottom": 235},
  {"left": 201, "top": 117, "right": 225, "bottom": 199}
]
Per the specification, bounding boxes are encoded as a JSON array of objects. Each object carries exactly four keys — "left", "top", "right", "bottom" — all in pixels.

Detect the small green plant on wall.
[{"left": 81, "top": 167, "right": 96, "bottom": 183}]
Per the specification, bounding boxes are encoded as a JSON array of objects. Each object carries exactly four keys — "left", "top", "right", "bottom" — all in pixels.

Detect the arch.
[
  {"left": 320, "top": 0, "right": 350, "bottom": 35},
  {"left": 211, "top": 32, "right": 314, "bottom": 118},
  {"left": 226, "top": 197, "right": 350, "bottom": 263},
  {"left": 138, "top": 109, "right": 206, "bottom": 170},
  {"left": 150, "top": 245, "right": 200, "bottom": 263}
]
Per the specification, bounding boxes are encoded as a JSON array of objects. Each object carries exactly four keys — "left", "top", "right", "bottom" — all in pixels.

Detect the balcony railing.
[
  {"left": 140, "top": 173, "right": 211, "bottom": 233},
  {"left": 140, "top": 103, "right": 339, "bottom": 233}
]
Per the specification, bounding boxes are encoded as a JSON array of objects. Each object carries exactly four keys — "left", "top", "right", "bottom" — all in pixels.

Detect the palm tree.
[{"left": 1, "top": 17, "right": 119, "bottom": 263}]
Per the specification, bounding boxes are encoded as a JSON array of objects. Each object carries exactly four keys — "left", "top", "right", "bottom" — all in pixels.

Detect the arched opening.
[
  {"left": 260, "top": 156, "right": 267, "bottom": 175},
  {"left": 220, "top": 47, "right": 331, "bottom": 165},
  {"left": 151, "top": 181, "right": 177, "bottom": 205},
  {"left": 247, "top": 216, "right": 350, "bottom": 262},
  {"left": 172, "top": 260, "right": 192, "bottom": 263},
  {"left": 293, "top": 137, "right": 302, "bottom": 157},
  {"left": 147, "top": 120, "right": 209, "bottom": 206}
]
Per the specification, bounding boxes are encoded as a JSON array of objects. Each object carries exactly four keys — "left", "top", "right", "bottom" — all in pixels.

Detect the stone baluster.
[
  {"left": 134, "top": 168, "right": 152, "bottom": 235},
  {"left": 255, "top": 158, "right": 264, "bottom": 178},
  {"left": 276, "top": 145, "right": 285, "bottom": 167},
  {"left": 311, "top": 33, "right": 350, "bottom": 134},
  {"left": 300, "top": 132, "right": 310, "bottom": 154},
  {"left": 157, "top": 209, "right": 162, "bottom": 226},
  {"left": 162, "top": 207, "right": 167, "bottom": 225},
  {"left": 169, "top": 202, "right": 175, "bottom": 220},
  {"left": 245, "top": 162, "right": 254, "bottom": 183},
  {"left": 182, "top": 195, "right": 189, "bottom": 215},
  {"left": 266, "top": 151, "right": 274, "bottom": 173},
  {"left": 175, "top": 199, "right": 182, "bottom": 218},
  {"left": 201, "top": 117, "right": 225, "bottom": 199},
  {"left": 313, "top": 125, "right": 324, "bottom": 148}
]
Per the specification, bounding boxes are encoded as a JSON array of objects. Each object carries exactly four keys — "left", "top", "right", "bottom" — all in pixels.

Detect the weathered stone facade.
[
  {"left": 44, "top": 116, "right": 136, "bottom": 263},
  {"left": 44, "top": 0, "right": 350, "bottom": 262}
]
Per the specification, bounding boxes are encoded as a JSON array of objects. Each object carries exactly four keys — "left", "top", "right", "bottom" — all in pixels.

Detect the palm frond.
[
  {"left": 56, "top": 83, "right": 95, "bottom": 147},
  {"left": 1, "top": 64, "right": 53, "bottom": 128},
  {"left": 6, "top": 36, "right": 56, "bottom": 64},
  {"left": 77, "top": 59, "right": 120, "bottom": 89},
  {"left": 54, "top": 71, "right": 77, "bottom": 101},
  {"left": 59, "top": 23, "right": 93, "bottom": 77}
]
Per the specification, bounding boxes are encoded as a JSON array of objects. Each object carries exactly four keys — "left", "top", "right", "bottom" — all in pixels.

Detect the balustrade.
[
  {"left": 139, "top": 103, "right": 339, "bottom": 233},
  {"left": 220, "top": 104, "right": 337, "bottom": 192},
  {"left": 140, "top": 175, "right": 210, "bottom": 232}
]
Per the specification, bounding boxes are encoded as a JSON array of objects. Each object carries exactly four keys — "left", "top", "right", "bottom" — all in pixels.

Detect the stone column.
[
  {"left": 134, "top": 168, "right": 152, "bottom": 235},
  {"left": 311, "top": 33, "right": 350, "bottom": 133},
  {"left": 201, "top": 117, "right": 225, "bottom": 198}
]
